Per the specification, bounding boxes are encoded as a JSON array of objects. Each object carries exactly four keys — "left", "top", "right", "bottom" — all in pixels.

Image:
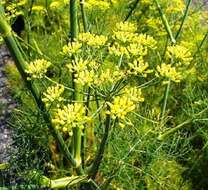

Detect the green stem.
[
  {"left": 154, "top": 0, "right": 176, "bottom": 44},
  {"left": 70, "top": 0, "right": 84, "bottom": 174},
  {"left": 188, "top": 30, "right": 208, "bottom": 69},
  {"left": 33, "top": 170, "right": 87, "bottom": 189},
  {"left": 88, "top": 105, "right": 111, "bottom": 179},
  {"left": 80, "top": 0, "right": 88, "bottom": 32},
  {"left": 80, "top": 0, "right": 89, "bottom": 169},
  {"left": 175, "top": 0, "right": 192, "bottom": 40},
  {"left": 158, "top": 119, "right": 192, "bottom": 141},
  {"left": 70, "top": 0, "right": 79, "bottom": 40},
  {"left": 160, "top": 78, "right": 171, "bottom": 125},
  {"left": 124, "top": 0, "right": 140, "bottom": 21}
]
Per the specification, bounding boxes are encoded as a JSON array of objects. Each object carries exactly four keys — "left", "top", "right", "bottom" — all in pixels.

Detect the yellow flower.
[
  {"left": 96, "top": 68, "right": 125, "bottom": 86},
  {"left": 114, "top": 22, "right": 137, "bottom": 33},
  {"left": 85, "top": 0, "right": 110, "bottom": 11},
  {"left": 25, "top": 59, "right": 51, "bottom": 79},
  {"left": 106, "top": 96, "right": 136, "bottom": 127},
  {"left": 127, "top": 58, "right": 152, "bottom": 77},
  {"left": 112, "top": 31, "right": 137, "bottom": 44},
  {"left": 52, "top": 103, "right": 89, "bottom": 133},
  {"left": 108, "top": 43, "right": 129, "bottom": 57},
  {"left": 107, "top": 96, "right": 135, "bottom": 120},
  {"left": 32, "top": 5, "right": 46, "bottom": 12},
  {"left": 127, "top": 43, "right": 147, "bottom": 57},
  {"left": 75, "top": 70, "right": 96, "bottom": 86},
  {"left": 17, "top": 0, "right": 27, "bottom": 6},
  {"left": 156, "top": 63, "right": 182, "bottom": 83},
  {"left": 112, "top": 22, "right": 138, "bottom": 44},
  {"left": 165, "top": 0, "right": 185, "bottom": 14},
  {"left": 166, "top": 45, "right": 192, "bottom": 66},
  {"left": 79, "top": 32, "right": 108, "bottom": 47},
  {"left": 133, "top": 34, "right": 157, "bottom": 49},
  {"left": 123, "top": 87, "right": 144, "bottom": 102},
  {"left": 106, "top": 85, "right": 144, "bottom": 128},
  {"left": 42, "top": 84, "right": 64, "bottom": 107},
  {"left": 50, "top": 1, "right": 63, "bottom": 10},
  {"left": 66, "top": 58, "right": 98, "bottom": 86},
  {"left": 66, "top": 58, "right": 88, "bottom": 73},
  {"left": 62, "top": 41, "right": 82, "bottom": 56}
]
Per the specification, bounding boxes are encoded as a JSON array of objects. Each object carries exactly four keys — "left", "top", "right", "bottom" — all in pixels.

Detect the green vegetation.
[{"left": 0, "top": 0, "right": 208, "bottom": 189}]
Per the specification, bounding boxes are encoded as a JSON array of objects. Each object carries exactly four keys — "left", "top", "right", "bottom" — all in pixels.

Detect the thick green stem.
[
  {"left": 80, "top": 0, "right": 89, "bottom": 168},
  {"left": 88, "top": 106, "right": 111, "bottom": 179},
  {"left": 70, "top": 0, "right": 79, "bottom": 40},
  {"left": 0, "top": 7, "right": 78, "bottom": 170},
  {"left": 73, "top": 127, "right": 82, "bottom": 168},
  {"left": 70, "top": 0, "right": 84, "bottom": 174}
]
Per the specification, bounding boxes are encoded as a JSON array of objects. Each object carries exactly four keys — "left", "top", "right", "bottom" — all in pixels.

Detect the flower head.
[
  {"left": 127, "top": 58, "right": 152, "bottom": 77},
  {"left": 79, "top": 32, "right": 108, "bottom": 47},
  {"left": 106, "top": 88, "right": 144, "bottom": 128},
  {"left": 26, "top": 59, "right": 51, "bottom": 79},
  {"left": 42, "top": 84, "right": 64, "bottom": 108},
  {"left": 52, "top": 103, "right": 89, "bottom": 134},
  {"left": 156, "top": 63, "right": 182, "bottom": 83},
  {"left": 166, "top": 45, "right": 192, "bottom": 66},
  {"left": 62, "top": 41, "right": 82, "bottom": 56}
]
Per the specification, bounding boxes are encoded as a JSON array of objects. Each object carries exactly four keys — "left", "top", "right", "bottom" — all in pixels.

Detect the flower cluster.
[
  {"left": 66, "top": 58, "right": 124, "bottom": 87},
  {"left": 66, "top": 58, "right": 96, "bottom": 86},
  {"left": 16, "top": 0, "right": 27, "bottom": 6},
  {"left": 62, "top": 41, "right": 82, "bottom": 56},
  {"left": 156, "top": 63, "right": 182, "bottom": 83},
  {"left": 106, "top": 87, "right": 144, "bottom": 128},
  {"left": 165, "top": 0, "right": 185, "bottom": 14},
  {"left": 109, "top": 22, "right": 156, "bottom": 79},
  {"left": 166, "top": 45, "right": 192, "bottom": 66},
  {"left": 109, "top": 44, "right": 129, "bottom": 57},
  {"left": 5, "top": 0, "right": 25, "bottom": 19},
  {"left": 112, "top": 22, "right": 137, "bottom": 44},
  {"left": 79, "top": 32, "right": 108, "bottom": 48},
  {"left": 32, "top": 5, "right": 46, "bottom": 12},
  {"left": 106, "top": 96, "right": 136, "bottom": 128},
  {"left": 97, "top": 68, "right": 125, "bottom": 86},
  {"left": 25, "top": 59, "right": 51, "bottom": 79},
  {"left": 123, "top": 86, "right": 144, "bottom": 102},
  {"left": 49, "top": 1, "right": 65, "bottom": 10},
  {"left": 114, "top": 22, "right": 137, "bottom": 33},
  {"left": 84, "top": 0, "right": 110, "bottom": 11},
  {"left": 52, "top": 103, "right": 89, "bottom": 134},
  {"left": 155, "top": 44, "right": 193, "bottom": 83},
  {"left": 127, "top": 58, "right": 152, "bottom": 77},
  {"left": 42, "top": 85, "right": 64, "bottom": 108}
]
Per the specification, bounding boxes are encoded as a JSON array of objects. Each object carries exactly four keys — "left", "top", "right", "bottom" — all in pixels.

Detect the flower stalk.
[
  {"left": 88, "top": 105, "right": 111, "bottom": 179},
  {"left": 80, "top": 0, "right": 88, "bottom": 32},
  {"left": 70, "top": 0, "right": 84, "bottom": 174}
]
